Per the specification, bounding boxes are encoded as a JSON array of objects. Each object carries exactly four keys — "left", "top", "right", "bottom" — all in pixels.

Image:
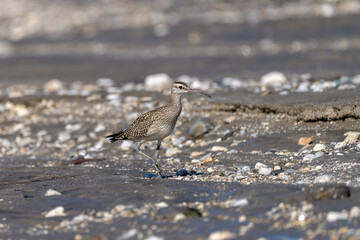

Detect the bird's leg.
[
  {"left": 135, "top": 141, "right": 163, "bottom": 178},
  {"left": 155, "top": 140, "right": 161, "bottom": 162}
]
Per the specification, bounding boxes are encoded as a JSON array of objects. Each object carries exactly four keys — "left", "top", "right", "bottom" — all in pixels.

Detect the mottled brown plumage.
[{"left": 106, "top": 82, "right": 211, "bottom": 178}]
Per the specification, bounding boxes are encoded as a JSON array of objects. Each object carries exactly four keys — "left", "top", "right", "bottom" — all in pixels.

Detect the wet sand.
[{"left": 1, "top": 1, "right": 360, "bottom": 239}]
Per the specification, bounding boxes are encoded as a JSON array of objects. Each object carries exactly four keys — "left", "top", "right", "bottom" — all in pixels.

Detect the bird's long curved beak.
[{"left": 187, "top": 88, "right": 212, "bottom": 98}]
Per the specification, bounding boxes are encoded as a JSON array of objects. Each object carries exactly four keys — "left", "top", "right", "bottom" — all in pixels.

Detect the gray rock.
[
  {"left": 188, "top": 118, "right": 213, "bottom": 139},
  {"left": 314, "top": 175, "right": 336, "bottom": 183},
  {"left": 284, "top": 169, "right": 296, "bottom": 175},
  {"left": 258, "top": 167, "right": 272, "bottom": 176},
  {"left": 233, "top": 163, "right": 250, "bottom": 173},
  {"left": 326, "top": 211, "right": 348, "bottom": 222},
  {"left": 58, "top": 131, "right": 71, "bottom": 142}
]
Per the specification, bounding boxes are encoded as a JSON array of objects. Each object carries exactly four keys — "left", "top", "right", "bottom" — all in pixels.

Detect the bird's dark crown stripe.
[{"left": 173, "top": 81, "right": 189, "bottom": 88}]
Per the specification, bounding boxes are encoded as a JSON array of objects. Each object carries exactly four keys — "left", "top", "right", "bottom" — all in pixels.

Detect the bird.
[{"left": 106, "top": 81, "right": 211, "bottom": 178}]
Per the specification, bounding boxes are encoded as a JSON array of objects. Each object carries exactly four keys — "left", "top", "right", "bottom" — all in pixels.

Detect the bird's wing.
[{"left": 125, "top": 107, "right": 165, "bottom": 138}]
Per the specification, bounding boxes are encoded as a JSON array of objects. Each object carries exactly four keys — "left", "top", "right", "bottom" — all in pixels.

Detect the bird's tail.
[{"left": 106, "top": 128, "right": 128, "bottom": 143}]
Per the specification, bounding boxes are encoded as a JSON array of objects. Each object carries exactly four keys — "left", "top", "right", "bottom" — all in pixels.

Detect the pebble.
[
  {"left": 96, "top": 78, "right": 114, "bottom": 88},
  {"left": 44, "top": 189, "right": 61, "bottom": 196},
  {"left": 258, "top": 167, "right": 272, "bottom": 176},
  {"left": 165, "top": 147, "right": 181, "bottom": 157},
  {"left": 211, "top": 146, "right": 228, "bottom": 152},
  {"left": 16, "top": 136, "right": 33, "bottom": 147},
  {"left": 191, "top": 151, "right": 205, "bottom": 157},
  {"left": 188, "top": 118, "right": 213, "bottom": 139},
  {"left": 154, "top": 202, "right": 168, "bottom": 209},
  {"left": 283, "top": 169, "right": 296, "bottom": 175},
  {"left": 326, "top": 211, "right": 349, "bottom": 222},
  {"left": 314, "top": 175, "right": 336, "bottom": 183},
  {"left": 233, "top": 163, "right": 250, "bottom": 173},
  {"left": 0, "top": 138, "right": 11, "bottom": 148},
  {"left": 254, "top": 162, "right": 268, "bottom": 170},
  {"left": 223, "top": 198, "right": 249, "bottom": 208},
  {"left": 173, "top": 213, "right": 186, "bottom": 222},
  {"left": 335, "top": 131, "right": 360, "bottom": 149},
  {"left": 94, "top": 123, "right": 105, "bottom": 132},
  {"left": 118, "top": 229, "right": 138, "bottom": 239},
  {"left": 120, "top": 140, "right": 133, "bottom": 150},
  {"left": 176, "top": 169, "right": 189, "bottom": 176},
  {"left": 144, "top": 73, "right": 172, "bottom": 91},
  {"left": 298, "top": 137, "right": 312, "bottom": 145},
  {"left": 43, "top": 79, "right": 64, "bottom": 92},
  {"left": 278, "top": 173, "right": 290, "bottom": 180},
  {"left": 303, "top": 151, "right": 324, "bottom": 162},
  {"left": 13, "top": 104, "right": 30, "bottom": 117},
  {"left": 143, "top": 173, "right": 157, "bottom": 179},
  {"left": 350, "top": 206, "right": 360, "bottom": 219},
  {"left": 58, "top": 131, "right": 71, "bottom": 142},
  {"left": 144, "top": 236, "right": 164, "bottom": 240},
  {"left": 313, "top": 144, "right": 327, "bottom": 152},
  {"left": 261, "top": 71, "right": 287, "bottom": 88},
  {"left": 44, "top": 206, "right": 66, "bottom": 218},
  {"left": 221, "top": 77, "right": 247, "bottom": 89},
  {"left": 274, "top": 166, "right": 281, "bottom": 171},
  {"left": 209, "top": 230, "right": 236, "bottom": 240}
]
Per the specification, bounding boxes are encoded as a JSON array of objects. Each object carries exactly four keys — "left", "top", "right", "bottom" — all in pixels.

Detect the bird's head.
[{"left": 171, "top": 82, "right": 211, "bottom": 98}]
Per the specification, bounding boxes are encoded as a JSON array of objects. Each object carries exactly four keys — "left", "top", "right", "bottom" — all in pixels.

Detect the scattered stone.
[
  {"left": 176, "top": 169, "right": 189, "bottom": 176},
  {"left": 44, "top": 189, "right": 61, "bottom": 196},
  {"left": 222, "top": 198, "right": 249, "bottom": 208},
  {"left": 314, "top": 175, "right": 336, "bottom": 183},
  {"left": 143, "top": 173, "right": 157, "bottom": 179},
  {"left": 233, "top": 163, "right": 250, "bottom": 172},
  {"left": 44, "top": 206, "right": 66, "bottom": 218},
  {"left": 154, "top": 202, "right": 168, "bottom": 209},
  {"left": 211, "top": 146, "right": 228, "bottom": 152},
  {"left": 173, "top": 213, "right": 186, "bottom": 222},
  {"left": 349, "top": 206, "right": 360, "bottom": 219},
  {"left": 313, "top": 144, "right": 327, "bottom": 152},
  {"left": 144, "top": 73, "right": 172, "bottom": 91},
  {"left": 304, "top": 184, "right": 350, "bottom": 201},
  {"left": 261, "top": 71, "right": 287, "bottom": 88},
  {"left": 254, "top": 162, "right": 268, "bottom": 170},
  {"left": 327, "top": 211, "right": 348, "bottom": 222},
  {"left": 283, "top": 169, "right": 296, "bottom": 175},
  {"left": 181, "top": 208, "right": 202, "bottom": 217},
  {"left": 165, "top": 147, "right": 181, "bottom": 157},
  {"left": 94, "top": 123, "right": 105, "bottom": 132},
  {"left": 335, "top": 131, "right": 360, "bottom": 149},
  {"left": 43, "top": 79, "right": 64, "bottom": 92},
  {"left": 278, "top": 173, "right": 290, "bottom": 180},
  {"left": 274, "top": 166, "right": 281, "bottom": 171},
  {"left": 209, "top": 230, "right": 236, "bottom": 240},
  {"left": 118, "top": 229, "right": 138, "bottom": 239},
  {"left": 188, "top": 118, "right": 213, "bottom": 139},
  {"left": 191, "top": 151, "right": 205, "bottom": 157},
  {"left": 13, "top": 104, "right": 29, "bottom": 117},
  {"left": 303, "top": 152, "right": 324, "bottom": 162},
  {"left": 144, "top": 236, "right": 164, "bottom": 240},
  {"left": 96, "top": 78, "right": 114, "bottom": 87},
  {"left": 15, "top": 136, "right": 33, "bottom": 147},
  {"left": 221, "top": 77, "right": 247, "bottom": 89},
  {"left": 120, "top": 140, "right": 133, "bottom": 150},
  {"left": 298, "top": 137, "right": 312, "bottom": 145},
  {"left": 58, "top": 131, "right": 71, "bottom": 142},
  {"left": 258, "top": 167, "right": 272, "bottom": 176}
]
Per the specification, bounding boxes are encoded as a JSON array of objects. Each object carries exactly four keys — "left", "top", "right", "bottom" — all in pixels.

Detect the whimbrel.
[{"left": 106, "top": 82, "right": 211, "bottom": 178}]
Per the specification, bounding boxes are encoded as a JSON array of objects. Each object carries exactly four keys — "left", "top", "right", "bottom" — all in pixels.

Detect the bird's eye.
[{"left": 178, "top": 86, "right": 183, "bottom": 89}]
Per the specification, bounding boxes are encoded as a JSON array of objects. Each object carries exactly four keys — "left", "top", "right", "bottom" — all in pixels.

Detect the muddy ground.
[{"left": 1, "top": 1, "right": 360, "bottom": 239}]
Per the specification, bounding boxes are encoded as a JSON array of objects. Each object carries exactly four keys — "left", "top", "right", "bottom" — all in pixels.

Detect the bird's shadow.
[{"left": 143, "top": 170, "right": 204, "bottom": 179}]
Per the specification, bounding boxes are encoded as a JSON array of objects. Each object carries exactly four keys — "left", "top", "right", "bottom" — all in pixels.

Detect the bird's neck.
[{"left": 168, "top": 93, "right": 182, "bottom": 113}]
